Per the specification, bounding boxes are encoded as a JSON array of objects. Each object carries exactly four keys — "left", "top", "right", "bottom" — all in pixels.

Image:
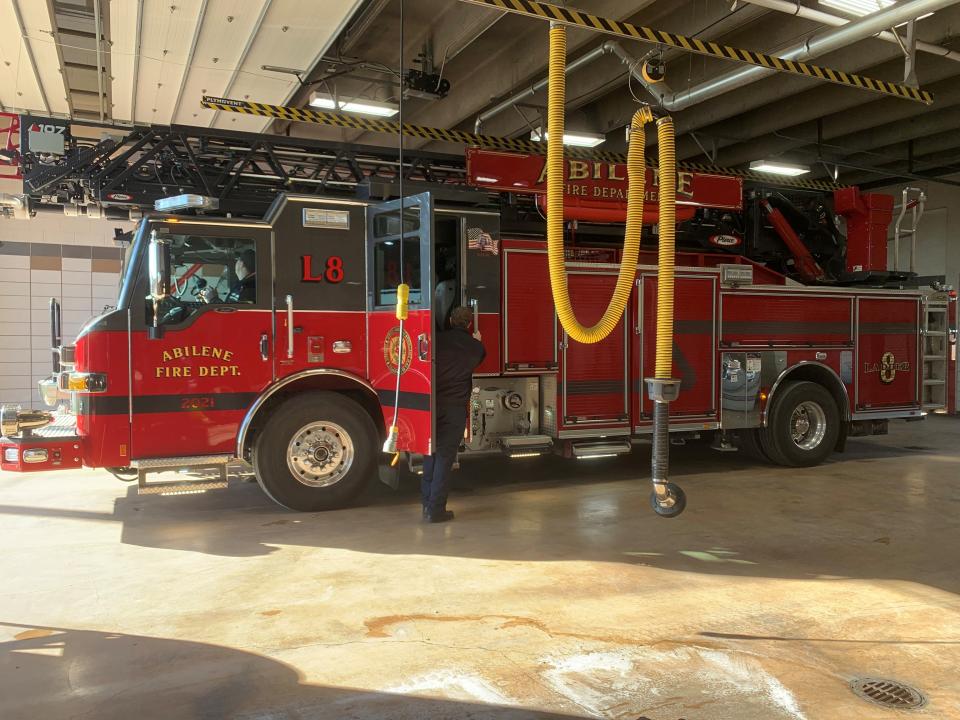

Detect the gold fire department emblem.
[
  {"left": 383, "top": 327, "right": 412, "bottom": 375},
  {"left": 865, "top": 351, "right": 910, "bottom": 384}
]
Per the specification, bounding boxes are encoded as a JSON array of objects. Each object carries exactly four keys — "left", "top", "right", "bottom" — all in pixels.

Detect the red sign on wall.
[
  {"left": 466, "top": 147, "right": 742, "bottom": 223},
  {"left": 0, "top": 113, "right": 21, "bottom": 181}
]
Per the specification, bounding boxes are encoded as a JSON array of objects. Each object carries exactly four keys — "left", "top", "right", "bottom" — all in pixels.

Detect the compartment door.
[
  {"left": 366, "top": 193, "right": 434, "bottom": 454},
  {"left": 855, "top": 297, "right": 921, "bottom": 410},
  {"left": 560, "top": 272, "right": 629, "bottom": 427},
  {"left": 638, "top": 274, "right": 718, "bottom": 420}
]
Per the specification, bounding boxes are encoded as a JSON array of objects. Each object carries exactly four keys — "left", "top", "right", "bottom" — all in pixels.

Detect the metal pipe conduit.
[
  {"left": 651, "top": 0, "right": 960, "bottom": 111},
  {"left": 475, "top": 40, "right": 625, "bottom": 133},
  {"left": 741, "top": 0, "right": 960, "bottom": 63}
]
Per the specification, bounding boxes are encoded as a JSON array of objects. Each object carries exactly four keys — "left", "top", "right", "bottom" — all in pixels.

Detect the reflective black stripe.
[
  {"left": 376, "top": 389, "right": 431, "bottom": 412},
  {"left": 566, "top": 380, "right": 624, "bottom": 394},
  {"left": 859, "top": 322, "right": 918, "bottom": 335},
  {"left": 80, "top": 392, "right": 259, "bottom": 415},
  {"left": 674, "top": 319, "right": 713, "bottom": 335},
  {"left": 724, "top": 321, "right": 850, "bottom": 335}
]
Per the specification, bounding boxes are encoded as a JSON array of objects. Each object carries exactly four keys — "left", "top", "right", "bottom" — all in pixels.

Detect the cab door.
[
  {"left": 366, "top": 193, "right": 434, "bottom": 454},
  {"left": 130, "top": 222, "right": 273, "bottom": 458}
]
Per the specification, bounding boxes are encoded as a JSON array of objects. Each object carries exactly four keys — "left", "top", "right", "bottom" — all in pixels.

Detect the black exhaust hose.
[{"left": 651, "top": 400, "right": 669, "bottom": 484}]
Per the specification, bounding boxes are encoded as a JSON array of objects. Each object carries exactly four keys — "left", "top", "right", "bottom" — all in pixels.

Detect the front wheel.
[
  {"left": 252, "top": 391, "right": 378, "bottom": 511},
  {"left": 761, "top": 381, "right": 839, "bottom": 467}
]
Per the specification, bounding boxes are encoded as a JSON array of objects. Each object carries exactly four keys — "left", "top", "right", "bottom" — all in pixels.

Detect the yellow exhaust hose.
[
  {"left": 546, "top": 24, "right": 676, "bottom": 356},
  {"left": 653, "top": 115, "right": 676, "bottom": 379}
]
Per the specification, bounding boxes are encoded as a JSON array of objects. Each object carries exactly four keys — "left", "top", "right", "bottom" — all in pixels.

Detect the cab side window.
[
  {"left": 371, "top": 207, "right": 423, "bottom": 308},
  {"left": 149, "top": 234, "right": 257, "bottom": 327}
]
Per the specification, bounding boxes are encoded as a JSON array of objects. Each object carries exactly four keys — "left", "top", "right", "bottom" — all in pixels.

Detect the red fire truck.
[{"left": 1, "top": 150, "right": 955, "bottom": 512}]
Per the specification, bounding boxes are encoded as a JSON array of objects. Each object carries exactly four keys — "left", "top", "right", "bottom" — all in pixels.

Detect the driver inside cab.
[{"left": 201, "top": 249, "right": 256, "bottom": 304}]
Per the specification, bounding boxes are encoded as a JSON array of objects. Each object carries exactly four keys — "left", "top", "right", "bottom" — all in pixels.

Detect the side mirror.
[{"left": 147, "top": 230, "right": 170, "bottom": 328}]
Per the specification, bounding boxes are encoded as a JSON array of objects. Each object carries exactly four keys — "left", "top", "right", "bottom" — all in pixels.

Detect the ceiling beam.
[
  {"left": 208, "top": 0, "right": 272, "bottom": 128},
  {"left": 706, "top": 62, "right": 960, "bottom": 168},
  {"left": 10, "top": 0, "right": 51, "bottom": 114}
]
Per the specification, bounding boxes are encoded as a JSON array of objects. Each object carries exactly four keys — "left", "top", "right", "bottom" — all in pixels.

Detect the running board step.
[
  {"left": 572, "top": 440, "right": 632, "bottom": 458},
  {"left": 500, "top": 435, "right": 553, "bottom": 457},
  {"left": 131, "top": 455, "right": 232, "bottom": 496}
]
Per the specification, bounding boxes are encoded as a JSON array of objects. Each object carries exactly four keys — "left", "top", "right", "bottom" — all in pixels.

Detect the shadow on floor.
[
  {"left": 2, "top": 419, "right": 958, "bottom": 593},
  {"left": 0, "top": 622, "right": 587, "bottom": 720}
]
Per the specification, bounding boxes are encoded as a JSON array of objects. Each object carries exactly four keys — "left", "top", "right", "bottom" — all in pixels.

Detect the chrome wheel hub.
[
  {"left": 286, "top": 421, "right": 354, "bottom": 487},
  {"left": 791, "top": 401, "right": 827, "bottom": 450}
]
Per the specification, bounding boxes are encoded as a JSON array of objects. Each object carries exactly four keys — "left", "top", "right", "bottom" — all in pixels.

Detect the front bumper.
[{"left": 0, "top": 410, "right": 81, "bottom": 472}]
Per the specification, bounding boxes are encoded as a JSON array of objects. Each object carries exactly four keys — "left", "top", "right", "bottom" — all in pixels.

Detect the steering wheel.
[
  {"left": 158, "top": 295, "right": 187, "bottom": 325},
  {"left": 191, "top": 276, "right": 208, "bottom": 298}
]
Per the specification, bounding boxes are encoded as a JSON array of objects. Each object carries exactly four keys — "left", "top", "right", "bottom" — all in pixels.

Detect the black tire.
[
  {"left": 761, "top": 380, "right": 840, "bottom": 467},
  {"left": 735, "top": 429, "right": 769, "bottom": 463},
  {"left": 252, "top": 391, "right": 378, "bottom": 511}
]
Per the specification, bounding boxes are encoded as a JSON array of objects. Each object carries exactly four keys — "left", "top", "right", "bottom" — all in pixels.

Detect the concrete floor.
[{"left": 1, "top": 417, "right": 959, "bottom": 720}]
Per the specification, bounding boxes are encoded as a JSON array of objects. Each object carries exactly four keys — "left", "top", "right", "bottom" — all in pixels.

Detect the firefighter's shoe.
[{"left": 424, "top": 509, "right": 455, "bottom": 523}]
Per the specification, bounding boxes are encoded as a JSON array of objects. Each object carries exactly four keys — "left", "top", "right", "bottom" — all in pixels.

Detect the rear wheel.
[
  {"left": 761, "top": 381, "right": 839, "bottom": 467},
  {"left": 252, "top": 391, "right": 378, "bottom": 511},
  {"left": 735, "top": 429, "right": 769, "bottom": 463}
]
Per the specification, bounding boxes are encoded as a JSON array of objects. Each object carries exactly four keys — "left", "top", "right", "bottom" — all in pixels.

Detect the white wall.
[{"left": 0, "top": 213, "right": 132, "bottom": 408}]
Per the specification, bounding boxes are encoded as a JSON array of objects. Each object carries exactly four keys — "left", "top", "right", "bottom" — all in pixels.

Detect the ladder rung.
[{"left": 923, "top": 379, "right": 945, "bottom": 386}]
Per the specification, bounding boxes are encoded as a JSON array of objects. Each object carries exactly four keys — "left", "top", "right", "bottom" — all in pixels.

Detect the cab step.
[
  {"left": 131, "top": 454, "right": 232, "bottom": 495},
  {"left": 500, "top": 435, "right": 553, "bottom": 458},
  {"left": 571, "top": 440, "right": 632, "bottom": 459}
]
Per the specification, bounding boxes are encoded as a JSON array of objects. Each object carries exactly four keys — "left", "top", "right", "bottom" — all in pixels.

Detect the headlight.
[
  {"left": 67, "top": 373, "right": 107, "bottom": 393},
  {"left": 22, "top": 448, "right": 49, "bottom": 464}
]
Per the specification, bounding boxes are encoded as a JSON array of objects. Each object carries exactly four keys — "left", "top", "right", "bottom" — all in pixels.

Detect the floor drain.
[{"left": 851, "top": 678, "right": 926, "bottom": 709}]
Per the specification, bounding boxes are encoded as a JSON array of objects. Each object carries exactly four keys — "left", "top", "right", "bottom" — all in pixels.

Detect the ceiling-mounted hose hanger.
[{"left": 546, "top": 22, "right": 685, "bottom": 518}]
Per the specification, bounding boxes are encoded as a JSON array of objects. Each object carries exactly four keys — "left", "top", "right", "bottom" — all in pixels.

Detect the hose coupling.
[{"left": 644, "top": 377, "right": 681, "bottom": 403}]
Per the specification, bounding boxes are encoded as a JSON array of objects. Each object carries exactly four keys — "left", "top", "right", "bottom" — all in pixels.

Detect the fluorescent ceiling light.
[
  {"left": 308, "top": 92, "right": 399, "bottom": 117},
  {"left": 339, "top": 100, "right": 399, "bottom": 117},
  {"left": 749, "top": 160, "right": 811, "bottom": 177},
  {"left": 308, "top": 93, "right": 337, "bottom": 110},
  {"left": 530, "top": 128, "right": 605, "bottom": 148},
  {"left": 819, "top": 0, "right": 895, "bottom": 17}
]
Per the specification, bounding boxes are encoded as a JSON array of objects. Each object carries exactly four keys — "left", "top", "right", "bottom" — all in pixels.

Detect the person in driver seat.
[{"left": 201, "top": 249, "right": 256, "bottom": 304}]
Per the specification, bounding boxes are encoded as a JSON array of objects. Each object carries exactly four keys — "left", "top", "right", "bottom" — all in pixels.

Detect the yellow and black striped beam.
[
  {"left": 201, "top": 96, "right": 843, "bottom": 191},
  {"left": 458, "top": 0, "right": 934, "bottom": 105}
]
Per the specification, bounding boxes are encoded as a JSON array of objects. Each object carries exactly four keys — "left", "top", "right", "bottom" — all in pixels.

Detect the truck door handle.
[
  {"left": 259, "top": 333, "right": 269, "bottom": 361},
  {"left": 469, "top": 298, "right": 479, "bottom": 330},
  {"left": 285, "top": 294, "right": 294, "bottom": 359},
  {"left": 418, "top": 333, "right": 429, "bottom": 361}
]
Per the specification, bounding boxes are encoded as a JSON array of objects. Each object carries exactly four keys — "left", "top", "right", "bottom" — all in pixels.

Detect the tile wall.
[{"left": 0, "top": 214, "right": 132, "bottom": 408}]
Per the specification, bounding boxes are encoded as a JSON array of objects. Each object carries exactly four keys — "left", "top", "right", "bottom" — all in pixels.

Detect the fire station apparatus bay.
[{"left": 1, "top": 417, "right": 958, "bottom": 720}]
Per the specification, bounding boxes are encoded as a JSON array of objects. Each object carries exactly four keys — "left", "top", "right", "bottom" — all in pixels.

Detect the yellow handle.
[{"left": 395, "top": 283, "right": 409, "bottom": 320}]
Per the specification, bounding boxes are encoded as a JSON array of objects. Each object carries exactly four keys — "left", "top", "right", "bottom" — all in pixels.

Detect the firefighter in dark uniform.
[
  {"left": 422, "top": 306, "right": 486, "bottom": 523},
  {"left": 201, "top": 249, "right": 256, "bottom": 304}
]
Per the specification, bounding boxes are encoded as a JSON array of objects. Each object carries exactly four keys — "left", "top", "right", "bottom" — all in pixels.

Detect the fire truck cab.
[{"left": 0, "top": 189, "right": 948, "bottom": 511}]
